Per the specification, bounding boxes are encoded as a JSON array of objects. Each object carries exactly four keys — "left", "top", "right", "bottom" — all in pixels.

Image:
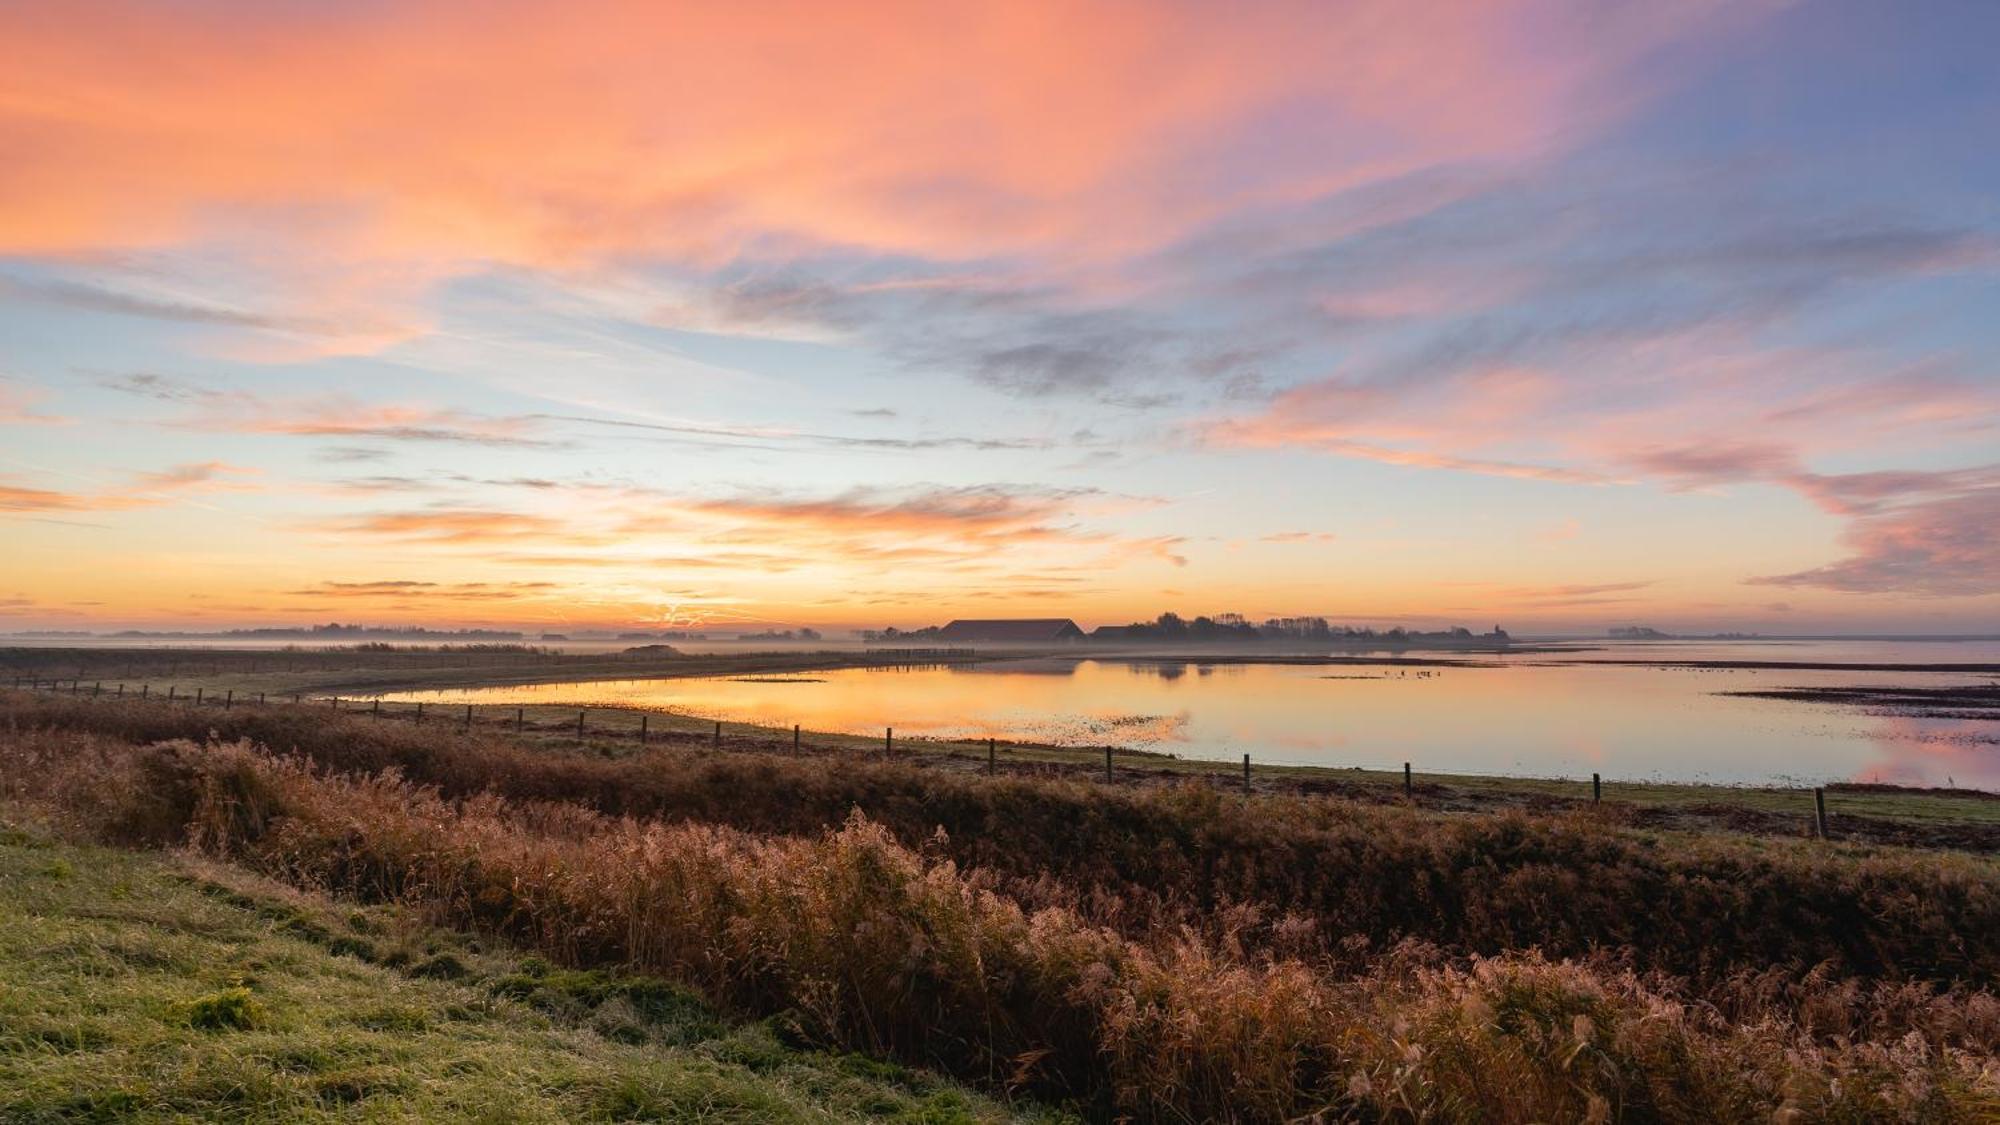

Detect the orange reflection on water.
[{"left": 386, "top": 658, "right": 2000, "bottom": 787}]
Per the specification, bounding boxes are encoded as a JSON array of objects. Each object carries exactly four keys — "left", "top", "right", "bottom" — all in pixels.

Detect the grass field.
[
  {"left": 0, "top": 825, "right": 1057, "bottom": 1123},
  {"left": 4, "top": 687, "right": 1999, "bottom": 1120}
]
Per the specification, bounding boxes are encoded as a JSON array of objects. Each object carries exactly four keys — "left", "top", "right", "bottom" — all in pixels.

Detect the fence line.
[{"left": 1, "top": 678, "right": 1849, "bottom": 834}]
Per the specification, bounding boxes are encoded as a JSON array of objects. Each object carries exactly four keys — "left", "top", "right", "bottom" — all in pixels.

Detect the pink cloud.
[
  {"left": 1201, "top": 316, "right": 2000, "bottom": 597},
  {"left": 1619, "top": 440, "right": 1802, "bottom": 489},
  {"left": 0, "top": 383, "right": 67, "bottom": 426},
  {"left": 172, "top": 390, "right": 557, "bottom": 448},
  {"left": 0, "top": 461, "right": 258, "bottom": 515},
  {"left": 0, "top": 1, "right": 1754, "bottom": 351},
  {"left": 1751, "top": 486, "right": 2000, "bottom": 597}
]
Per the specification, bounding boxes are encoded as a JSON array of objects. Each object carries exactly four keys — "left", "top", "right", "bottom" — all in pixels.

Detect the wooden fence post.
[
  {"left": 639, "top": 714, "right": 648, "bottom": 743},
  {"left": 885, "top": 727, "right": 893, "bottom": 756},
  {"left": 416, "top": 702, "right": 424, "bottom": 724},
  {"left": 988, "top": 737, "right": 996, "bottom": 774},
  {"left": 224, "top": 690, "right": 232, "bottom": 709},
  {"left": 713, "top": 720, "right": 721, "bottom": 749},
  {"left": 1242, "top": 753, "right": 1251, "bottom": 795},
  {"left": 1814, "top": 788, "right": 1829, "bottom": 839},
  {"left": 1592, "top": 773, "right": 1601, "bottom": 803},
  {"left": 1104, "top": 746, "right": 1113, "bottom": 782},
  {"left": 168, "top": 686, "right": 176, "bottom": 702},
  {"left": 793, "top": 724, "right": 801, "bottom": 753},
  {"left": 578, "top": 710, "right": 587, "bottom": 739},
  {"left": 195, "top": 688, "right": 203, "bottom": 705},
  {"left": 463, "top": 704, "right": 472, "bottom": 729},
  {"left": 1404, "top": 762, "right": 1413, "bottom": 798},
  {"left": 516, "top": 707, "right": 524, "bottom": 732}
]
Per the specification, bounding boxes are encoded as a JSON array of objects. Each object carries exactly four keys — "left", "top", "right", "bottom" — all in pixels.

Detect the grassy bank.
[
  {"left": 6, "top": 692, "right": 2000, "bottom": 988},
  {"left": 4, "top": 704, "right": 2000, "bottom": 1119},
  {"left": 0, "top": 827, "right": 1054, "bottom": 1123}
]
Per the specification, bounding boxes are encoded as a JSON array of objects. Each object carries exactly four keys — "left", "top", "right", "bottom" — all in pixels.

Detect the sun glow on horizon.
[{"left": 2, "top": 0, "right": 1996, "bottom": 634}]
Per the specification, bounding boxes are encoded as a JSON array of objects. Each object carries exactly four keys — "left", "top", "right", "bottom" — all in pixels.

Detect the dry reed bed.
[
  {"left": 2, "top": 727, "right": 1998, "bottom": 1121},
  {"left": 6, "top": 693, "right": 1999, "bottom": 990}
]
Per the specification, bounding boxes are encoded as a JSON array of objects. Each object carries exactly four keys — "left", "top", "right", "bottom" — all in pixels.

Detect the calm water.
[{"left": 385, "top": 641, "right": 2000, "bottom": 788}]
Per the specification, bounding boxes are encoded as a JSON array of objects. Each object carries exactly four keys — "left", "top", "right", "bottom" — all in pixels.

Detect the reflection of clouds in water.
[
  {"left": 389, "top": 653, "right": 2000, "bottom": 786},
  {"left": 1853, "top": 715, "right": 2000, "bottom": 790}
]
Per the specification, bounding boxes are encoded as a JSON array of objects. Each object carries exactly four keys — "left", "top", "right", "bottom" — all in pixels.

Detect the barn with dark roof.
[{"left": 935, "top": 618, "right": 1085, "bottom": 643}]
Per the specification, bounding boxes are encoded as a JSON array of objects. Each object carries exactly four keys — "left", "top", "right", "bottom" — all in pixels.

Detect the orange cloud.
[
  {"left": 0, "top": 0, "right": 1745, "bottom": 345},
  {"left": 313, "top": 484, "right": 1183, "bottom": 589},
  {"left": 167, "top": 389, "right": 559, "bottom": 448},
  {"left": 319, "top": 509, "right": 577, "bottom": 545},
  {"left": 0, "top": 484, "right": 115, "bottom": 513},
  {"left": 284, "top": 579, "right": 560, "bottom": 602},
  {"left": 0, "top": 462, "right": 257, "bottom": 515}
]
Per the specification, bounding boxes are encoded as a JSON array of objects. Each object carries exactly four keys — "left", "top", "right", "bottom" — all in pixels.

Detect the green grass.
[{"left": 0, "top": 829, "right": 1065, "bottom": 1124}]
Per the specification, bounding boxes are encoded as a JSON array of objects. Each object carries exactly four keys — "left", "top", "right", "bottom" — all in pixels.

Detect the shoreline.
[
  {"left": 7, "top": 644, "right": 1997, "bottom": 807},
  {"left": 7, "top": 675, "right": 2000, "bottom": 848}
]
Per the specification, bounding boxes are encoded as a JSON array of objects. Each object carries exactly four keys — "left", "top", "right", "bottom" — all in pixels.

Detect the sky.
[{"left": 2, "top": 0, "right": 1997, "bottom": 635}]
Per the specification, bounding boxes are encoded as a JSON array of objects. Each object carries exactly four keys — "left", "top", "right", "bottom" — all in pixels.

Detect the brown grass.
[
  {"left": 3, "top": 719, "right": 1999, "bottom": 1121},
  {"left": 6, "top": 692, "right": 1997, "bottom": 989}
]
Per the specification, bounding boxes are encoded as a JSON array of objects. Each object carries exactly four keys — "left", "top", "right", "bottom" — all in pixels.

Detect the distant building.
[
  {"left": 935, "top": 618, "right": 1085, "bottom": 644},
  {"left": 1087, "top": 624, "right": 1149, "bottom": 643}
]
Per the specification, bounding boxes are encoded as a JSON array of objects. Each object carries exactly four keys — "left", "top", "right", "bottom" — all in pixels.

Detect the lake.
[{"left": 383, "top": 640, "right": 2000, "bottom": 788}]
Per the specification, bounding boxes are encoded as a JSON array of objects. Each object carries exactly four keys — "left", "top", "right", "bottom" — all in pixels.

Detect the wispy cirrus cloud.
[
  {"left": 317, "top": 509, "right": 577, "bottom": 545},
  {"left": 546, "top": 413, "right": 1076, "bottom": 454},
  {"left": 284, "top": 579, "right": 560, "bottom": 601},
  {"left": 0, "top": 484, "right": 114, "bottom": 514},
  {"left": 193, "top": 396, "right": 559, "bottom": 449},
  {"left": 0, "top": 275, "right": 300, "bottom": 330},
  {"left": 0, "top": 461, "right": 258, "bottom": 515},
  {"left": 313, "top": 482, "right": 1182, "bottom": 582},
  {"left": 0, "top": 381, "right": 67, "bottom": 426},
  {"left": 100, "top": 373, "right": 560, "bottom": 448},
  {"left": 101, "top": 373, "right": 1090, "bottom": 457},
  {"left": 1438, "top": 580, "right": 1658, "bottom": 611}
]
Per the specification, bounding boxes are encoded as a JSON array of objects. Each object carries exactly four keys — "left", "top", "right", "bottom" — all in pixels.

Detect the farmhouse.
[{"left": 935, "top": 618, "right": 1086, "bottom": 644}]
